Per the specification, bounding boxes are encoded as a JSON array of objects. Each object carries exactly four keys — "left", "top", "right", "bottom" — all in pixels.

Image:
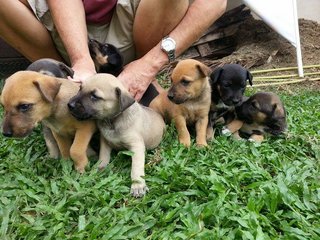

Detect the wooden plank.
[
  {"left": 193, "top": 23, "right": 241, "bottom": 46},
  {"left": 197, "top": 43, "right": 212, "bottom": 57}
]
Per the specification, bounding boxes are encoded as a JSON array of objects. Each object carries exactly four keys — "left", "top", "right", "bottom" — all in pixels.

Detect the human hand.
[
  {"left": 68, "top": 60, "right": 96, "bottom": 83},
  {"left": 117, "top": 58, "right": 159, "bottom": 101}
]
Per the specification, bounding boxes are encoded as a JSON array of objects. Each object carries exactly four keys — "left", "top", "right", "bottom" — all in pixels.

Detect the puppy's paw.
[
  {"left": 98, "top": 163, "right": 108, "bottom": 171},
  {"left": 48, "top": 151, "right": 60, "bottom": 159},
  {"left": 196, "top": 141, "right": 208, "bottom": 148},
  {"left": 249, "top": 134, "right": 264, "bottom": 143},
  {"left": 130, "top": 180, "right": 149, "bottom": 198},
  {"left": 221, "top": 126, "right": 232, "bottom": 136},
  {"left": 179, "top": 138, "right": 191, "bottom": 148},
  {"left": 248, "top": 138, "right": 262, "bottom": 146},
  {"left": 75, "top": 165, "right": 86, "bottom": 174},
  {"left": 206, "top": 127, "right": 215, "bottom": 141},
  {"left": 231, "top": 131, "right": 243, "bottom": 141}
]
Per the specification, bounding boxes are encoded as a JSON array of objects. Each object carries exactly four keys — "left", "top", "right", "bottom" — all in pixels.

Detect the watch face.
[{"left": 162, "top": 38, "right": 176, "bottom": 51}]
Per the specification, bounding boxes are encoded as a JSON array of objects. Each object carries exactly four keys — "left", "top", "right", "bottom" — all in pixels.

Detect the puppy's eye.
[
  {"left": 17, "top": 103, "right": 32, "bottom": 112},
  {"left": 90, "top": 93, "right": 102, "bottom": 101},
  {"left": 181, "top": 79, "right": 190, "bottom": 86}
]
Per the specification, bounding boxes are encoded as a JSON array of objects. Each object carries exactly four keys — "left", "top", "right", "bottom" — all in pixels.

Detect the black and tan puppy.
[
  {"left": 88, "top": 39, "right": 124, "bottom": 76},
  {"left": 68, "top": 73, "right": 165, "bottom": 197},
  {"left": 224, "top": 92, "right": 287, "bottom": 142},
  {"left": 0, "top": 71, "right": 98, "bottom": 173},
  {"left": 150, "top": 59, "right": 211, "bottom": 147},
  {"left": 207, "top": 64, "right": 253, "bottom": 138}
]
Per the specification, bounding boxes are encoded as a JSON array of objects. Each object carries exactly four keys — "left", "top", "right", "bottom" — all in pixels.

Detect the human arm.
[
  {"left": 118, "top": 0, "right": 227, "bottom": 100},
  {"left": 47, "top": 0, "right": 96, "bottom": 82}
]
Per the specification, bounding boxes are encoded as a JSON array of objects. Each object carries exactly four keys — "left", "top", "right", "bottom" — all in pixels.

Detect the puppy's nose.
[
  {"left": 2, "top": 130, "right": 13, "bottom": 137},
  {"left": 233, "top": 99, "right": 241, "bottom": 105},
  {"left": 68, "top": 101, "right": 76, "bottom": 110},
  {"left": 167, "top": 92, "right": 174, "bottom": 101}
]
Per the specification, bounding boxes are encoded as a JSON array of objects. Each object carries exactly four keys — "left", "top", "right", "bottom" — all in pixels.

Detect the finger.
[
  {"left": 68, "top": 76, "right": 82, "bottom": 83},
  {"left": 135, "top": 92, "right": 143, "bottom": 102}
]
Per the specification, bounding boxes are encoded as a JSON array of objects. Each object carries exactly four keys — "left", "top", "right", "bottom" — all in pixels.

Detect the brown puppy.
[
  {"left": 68, "top": 73, "right": 165, "bottom": 197},
  {"left": 26, "top": 58, "right": 75, "bottom": 158},
  {"left": 1, "top": 71, "right": 97, "bottom": 173},
  {"left": 150, "top": 59, "right": 211, "bottom": 147},
  {"left": 223, "top": 92, "right": 287, "bottom": 142}
]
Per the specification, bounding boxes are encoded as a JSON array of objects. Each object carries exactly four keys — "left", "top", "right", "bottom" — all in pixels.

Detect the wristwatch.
[{"left": 161, "top": 36, "right": 176, "bottom": 62}]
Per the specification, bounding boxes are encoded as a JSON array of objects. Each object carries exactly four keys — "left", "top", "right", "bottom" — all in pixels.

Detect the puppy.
[
  {"left": 88, "top": 39, "right": 124, "bottom": 76},
  {"left": 225, "top": 92, "right": 287, "bottom": 142},
  {"left": 208, "top": 64, "right": 253, "bottom": 138},
  {"left": 26, "top": 58, "right": 75, "bottom": 158},
  {"left": 1, "top": 71, "right": 97, "bottom": 173},
  {"left": 27, "top": 58, "right": 74, "bottom": 78},
  {"left": 68, "top": 73, "right": 165, "bottom": 197},
  {"left": 149, "top": 59, "right": 211, "bottom": 147}
]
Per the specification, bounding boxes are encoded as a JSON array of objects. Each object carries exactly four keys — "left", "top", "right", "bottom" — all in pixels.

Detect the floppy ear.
[
  {"left": 251, "top": 99, "right": 260, "bottom": 110},
  {"left": 115, "top": 87, "right": 135, "bottom": 112},
  {"left": 196, "top": 63, "right": 211, "bottom": 78},
  {"left": 58, "top": 62, "right": 74, "bottom": 78},
  {"left": 272, "top": 103, "right": 286, "bottom": 118},
  {"left": 107, "top": 54, "right": 123, "bottom": 66},
  {"left": 247, "top": 70, "right": 253, "bottom": 86},
  {"left": 33, "top": 77, "right": 61, "bottom": 103},
  {"left": 270, "top": 103, "right": 278, "bottom": 116},
  {"left": 210, "top": 67, "right": 223, "bottom": 84}
]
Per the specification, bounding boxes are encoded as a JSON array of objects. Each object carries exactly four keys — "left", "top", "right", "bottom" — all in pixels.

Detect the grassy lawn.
[{"left": 0, "top": 83, "right": 319, "bottom": 239}]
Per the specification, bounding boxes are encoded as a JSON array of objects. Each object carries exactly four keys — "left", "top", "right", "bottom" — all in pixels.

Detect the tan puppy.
[
  {"left": 150, "top": 59, "right": 211, "bottom": 147},
  {"left": 0, "top": 71, "right": 97, "bottom": 173},
  {"left": 68, "top": 73, "right": 165, "bottom": 197}
]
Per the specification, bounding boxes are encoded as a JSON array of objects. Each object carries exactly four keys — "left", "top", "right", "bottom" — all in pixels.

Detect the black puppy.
[
  {"left": 224, "top": 92, "right": 287, "bottom": 142},
  {"left": 207, "top": 64, "right": 253, "bottom": 139},
  {"left": 88, "top": 39, "right": 124, "bottom": 76}
]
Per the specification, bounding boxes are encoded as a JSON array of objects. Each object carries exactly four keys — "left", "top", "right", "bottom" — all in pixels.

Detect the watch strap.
[{"left": 168, "top": 50, "right": 175, "bottom": 63}]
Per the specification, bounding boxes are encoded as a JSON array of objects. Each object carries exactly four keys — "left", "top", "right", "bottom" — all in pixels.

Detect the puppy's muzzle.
[
  {"left": 2, "top": 129, "right": 13, "bottom": 137},
  {"left": 167, "top": 89, "right": 187, "bottom": 105},
  {"left": 68, "top": 100, "right": 92, "bottom": 120},
  {"left": 232, "top": 98, "right": 242, "bottom": 106},
  {"left": 167, "top": 92, "right": 174, "bottom": 101},
  {"left": 223, "top": 97, "right": 242, "bottom": 107}
]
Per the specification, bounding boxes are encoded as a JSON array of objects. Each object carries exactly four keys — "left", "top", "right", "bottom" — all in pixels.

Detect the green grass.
[{"left": 0, "top": 87, "right": 319, "bottom": 239}]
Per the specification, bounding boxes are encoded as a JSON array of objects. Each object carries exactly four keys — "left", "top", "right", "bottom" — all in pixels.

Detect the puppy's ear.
[
  {"left": 33, "top": 77, "right": 61, "bottom": 103},
  {"left": 270, "top": 103, "right": 279, "bottom": 117},
  {"left": 272, "top": 103, "right": 286, "bottom": 118},
  {"left": 247, "top": 71, "right": 253, "bottom": 86},
  {"left": 115, "top": 87, "right": 135, "bottom": 112},
  {"left": 251, "top": 99, "right": 260, "bottom": 110},
  {"left": 58, "top": 63, "right": 74, "bottom": 78},
  {"left": 107, "top": 54, "right": 123, "bottom": 66},
  {"left": 210, "top": 67, "right": 223, "bottom": 84},
  {"left": 196, "top": 63, "right": 211, "bottom": 78}
]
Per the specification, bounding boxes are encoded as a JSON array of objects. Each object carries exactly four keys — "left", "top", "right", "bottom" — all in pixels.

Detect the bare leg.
[{"left": 0, "top": 0, "right": 62, "bottom": 61}]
